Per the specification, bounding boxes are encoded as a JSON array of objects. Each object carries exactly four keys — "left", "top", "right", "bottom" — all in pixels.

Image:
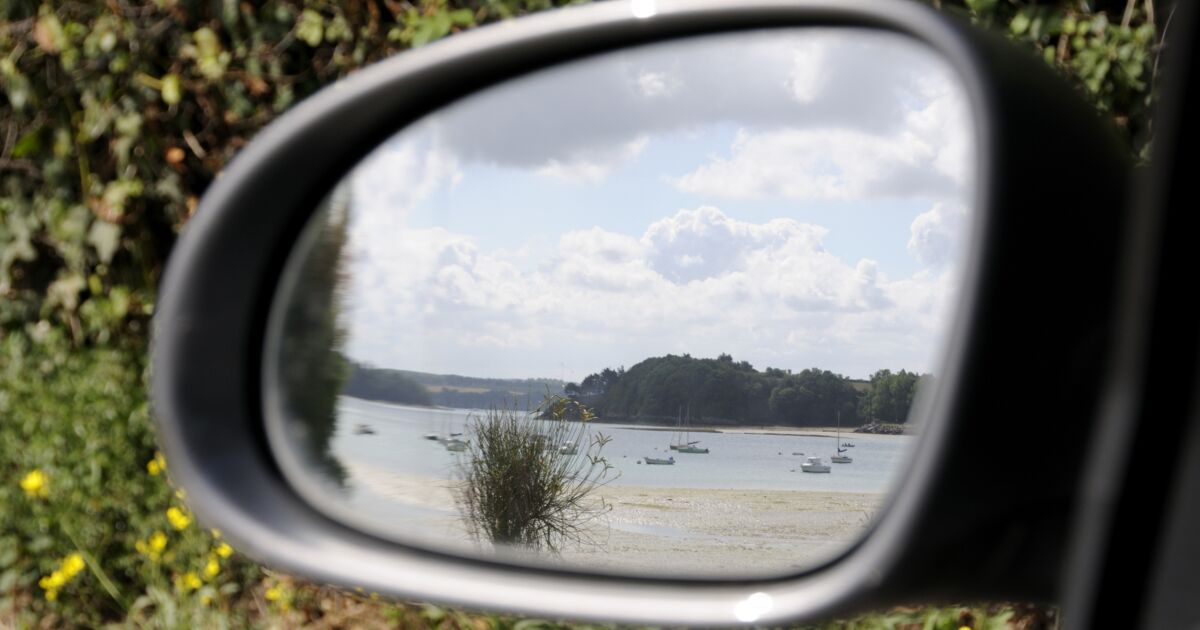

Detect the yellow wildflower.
[
  {"left": 39, "top": 573, "right": 65, "bottom": 591},
  {"left": 62, "top": 553, "right": 85, "bottom": 578},
  {"left": 265, "top": 583, "right": 292, "bottom": 611},
  {"left": 204, "top": 557, "right": 220, "bottom": 579},
  {"left": 201, "top": 593, "right": 213, "bottom": 606},
  {"left": 137, "top": 531, "right": 168, "bottom": 560},
  {"left": 215, "top": 542, "right": 233, "bottom": 558},
  {"left": 20, "top": 469, "right": 49, "bottom": 498},
  {"left": 181, "top": 572, "right": 202, "bottom": 591},
  {"left": 38, "top": 553, "right": 86, "bottom": 600},
  {"left": 146, "top": 452, "right": 166, "bottom": 476},
  {"left": 166, "top": 506, "right": 191, "bottom": 530}
]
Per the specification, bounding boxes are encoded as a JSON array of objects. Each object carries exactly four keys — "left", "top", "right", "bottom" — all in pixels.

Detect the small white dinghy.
[{"left": 800, "top": 456, "right": 831, "bottom": 473}]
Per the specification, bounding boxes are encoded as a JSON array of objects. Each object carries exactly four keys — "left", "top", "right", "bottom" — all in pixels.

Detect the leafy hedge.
[{"left": 0, "top": 0, "right": 1158, "bottom": 626}]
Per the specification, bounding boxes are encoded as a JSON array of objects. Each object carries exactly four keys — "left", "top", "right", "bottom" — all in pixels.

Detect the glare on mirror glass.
[{"left": 268, "top": 28, "right": 975, "bottom": 578}]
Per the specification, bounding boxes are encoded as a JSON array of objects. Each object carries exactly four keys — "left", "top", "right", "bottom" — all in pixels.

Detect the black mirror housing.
[{"left": 152, "top": 0, "right": 1130, "bottom": 624}]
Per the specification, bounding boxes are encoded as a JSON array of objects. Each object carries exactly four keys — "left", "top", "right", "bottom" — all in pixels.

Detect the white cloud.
[
  {"left": 425, "top": 28, "right": 965, "bottom": 184},
  {"left": 787, "top": 40, "right": 827, "bottom": 103},
  {"left": 667, "top": 48, "right": 973, "bottom": 202},
  {"left": 343, "top": 205, "right": 959, "bottom": 377},
  {"left": 671, "top": 127, "right": 960, "bottom": 201},
  {"left": 908, "top": 202, "right": 968, "bottom": 266},
  {"left": 534, "top": 136, "right": 648, "bottom": 183},
  {"left": 635, "top": 70, "right": 681, "bottom": 98}
]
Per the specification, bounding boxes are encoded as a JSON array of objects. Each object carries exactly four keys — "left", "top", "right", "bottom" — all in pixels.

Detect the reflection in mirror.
[{"left": 266, "top": 27, "right": 975, "bottom": 578}]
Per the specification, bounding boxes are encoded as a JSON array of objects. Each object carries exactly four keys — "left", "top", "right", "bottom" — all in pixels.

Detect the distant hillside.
[
  {"left": 565, "top": 354, "right": 927, "bottom": 428},
  {"left": 343, "top": 362, "right": 564, "bottom": 410}
]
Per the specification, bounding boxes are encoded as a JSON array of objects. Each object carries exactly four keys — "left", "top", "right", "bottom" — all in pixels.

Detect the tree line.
[
  {"left": 564, "top": 353, "right": 931, "bottom": 427},
  {"left": 342, "top": 361, "right": 563, "bottom": 411}
]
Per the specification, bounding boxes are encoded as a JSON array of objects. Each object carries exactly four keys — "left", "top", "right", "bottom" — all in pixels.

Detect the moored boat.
[{"left": 800, "top": 456, "right": 831, "bottom": 473}]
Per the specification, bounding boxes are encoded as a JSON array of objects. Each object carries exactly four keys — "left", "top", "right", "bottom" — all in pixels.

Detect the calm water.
[{"left": 331, "top": 396, "right": 912, "bottom": 494}]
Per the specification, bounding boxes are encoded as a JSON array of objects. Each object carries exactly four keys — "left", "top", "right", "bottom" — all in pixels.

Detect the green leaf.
[
  {"left": 11, "top": 129, "right": 42, "bottom": 158},
  {"left": 1010, "top": 10, "right": 1031, "bottom": 36},
  {"left": 161, "top": 73, "right": 182, "bottom": 105},
  {"left": 34, "top": 13, "right": 68, "bottom": 54},
  {"left": 450, "top": 9, "right": 476, "bottom": 27},
  {"left": 965, "top": 0, "right": 998, "bottom": 15},
  {"left": 193, "top": 28, "right": 230, "bottom": 80},
  {"left": 297, "top": 9, "right": 325, "bottom": 47},
  {"left": 87, "top": 220, "right": 122, "bottom": 265}
]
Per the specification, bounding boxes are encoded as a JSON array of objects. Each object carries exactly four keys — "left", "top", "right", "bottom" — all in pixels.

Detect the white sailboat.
[
  {"left": 673, "top": 404, "right": 709, "bottom": 454},
  {"left": 668, "top": 406, "right": 693, "bottom": 450},
  {"left": 831, "top": 410, "right": 853, "bottom": 464},
  {"left": 800, "top": 456, "right": 831, "bottom": 473}
]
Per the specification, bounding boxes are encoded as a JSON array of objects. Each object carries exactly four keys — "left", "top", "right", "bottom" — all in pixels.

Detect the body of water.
[{"left": 331, "top": 396, "right": 913, "bottom": 495}]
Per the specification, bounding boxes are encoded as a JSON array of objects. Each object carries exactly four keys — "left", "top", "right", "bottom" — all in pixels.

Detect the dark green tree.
[{"left": 276, "top": 192, "right": 353, "bottom": 484}]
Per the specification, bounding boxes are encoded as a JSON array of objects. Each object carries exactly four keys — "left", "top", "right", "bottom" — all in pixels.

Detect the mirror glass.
[{"left": 266, "top": 27, "right": 975, "bottom": 578}]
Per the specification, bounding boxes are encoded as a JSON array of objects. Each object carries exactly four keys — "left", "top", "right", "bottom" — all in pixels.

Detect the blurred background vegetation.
[{"left": 0, "top": 0, "right": 1161, "bottom": 626}]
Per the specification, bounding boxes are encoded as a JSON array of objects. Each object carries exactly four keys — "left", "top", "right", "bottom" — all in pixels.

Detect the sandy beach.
[
  {"left": 339, "top": 461, "right": 883, "bottom": 577},
  {"left": 564, "top": 485, "right": 882, "bottom": 576}
]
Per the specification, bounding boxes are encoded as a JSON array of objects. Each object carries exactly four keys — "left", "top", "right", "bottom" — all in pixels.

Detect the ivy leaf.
[
  {"left": 161, "top": 73, "right": 182, "bottom": 105},
  {"left": 1011, "top": 10, "right": 1032, "bottom": 36},
  {"left": 33, "top": 13, "right": 67, "bottom": 54},
  {"left": 297, "top": 10, "right": 325, "bottom": 47},
  {"left": 965, "top": 0, "right": 998, "bottom": 15},
  {"left": 11, "top": 129, "right": 42, "bottom": 158},
  {"left": 87, "top": 220, "right": 122, "bottom": 265}
]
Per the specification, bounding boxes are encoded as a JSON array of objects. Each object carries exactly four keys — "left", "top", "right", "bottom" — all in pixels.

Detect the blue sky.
[{"left": 326, "top": 28, "right": 975, "bottom": 381}]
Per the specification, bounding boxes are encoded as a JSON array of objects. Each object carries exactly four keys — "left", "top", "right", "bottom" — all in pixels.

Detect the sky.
[{"left": 328, "top": 28, "right": 976, "bottom": 382}]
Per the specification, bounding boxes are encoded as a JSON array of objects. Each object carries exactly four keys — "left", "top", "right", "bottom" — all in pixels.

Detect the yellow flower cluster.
[
  {"left": 198, "top": 531, "right": 233, "bottom": 586},
  {"left": 146, "top": 451, "right": 167, "bottom": 476},
  {"left": 38, "top": 553, "right": 86, "bottom": 601},
  {"left": 134, "top": 530, "right": 169, "bottom": 561},
  {"left": 179, "top": 571, "right": 202, "bottom": 591},
  {"left": 20, "top": 469, "right": 49, "bottom": 498},
  {"left": 265, "top": 583, "right": 292, "bottom": 611},
  {"left": 166, "top": 506, "right": 191, "bottom": 530}
]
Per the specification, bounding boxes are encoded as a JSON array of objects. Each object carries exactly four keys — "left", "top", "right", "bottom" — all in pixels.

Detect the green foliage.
[
  {"left": 859, "top": 369, "right": 929, "bottom": 425},
  {"left": 344, "top": 361, "right": 435, "bottom": 407},
  {"left": 277, "top": 195, "right": 352, "bottom": 485},
  {"left": 1, "top": 0, "right": 580, "bottom": 624},
  {"left": 347, "top": 363, "right": 565, "bottom": 409},
  {"left": 569, "top": 354, "right": 880, "bottom": 427},
  {"left": 0, "top": 331, "right": 256, "bottom": 625},
  {"left": 941, "top": 0, "right": 1160, "bottom": 158},
  {"left": 455, "top": 397, "right": 614, "bottom": 551}
]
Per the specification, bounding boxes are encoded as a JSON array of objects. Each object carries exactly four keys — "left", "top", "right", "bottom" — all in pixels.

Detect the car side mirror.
[{"left": 152, "top": 0, "right": 1130, "bottom": 624}]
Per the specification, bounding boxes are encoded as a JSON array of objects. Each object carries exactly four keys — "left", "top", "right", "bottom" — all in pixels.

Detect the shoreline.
[
  {"left": 620, "top": 424, "right": 913, "bottom": 439},
  {"left": 343, "top": 397, "right": 913, "bottom": 437},
  {"left": 338, "top": 461, "right": 885, "bottom": 576}
]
